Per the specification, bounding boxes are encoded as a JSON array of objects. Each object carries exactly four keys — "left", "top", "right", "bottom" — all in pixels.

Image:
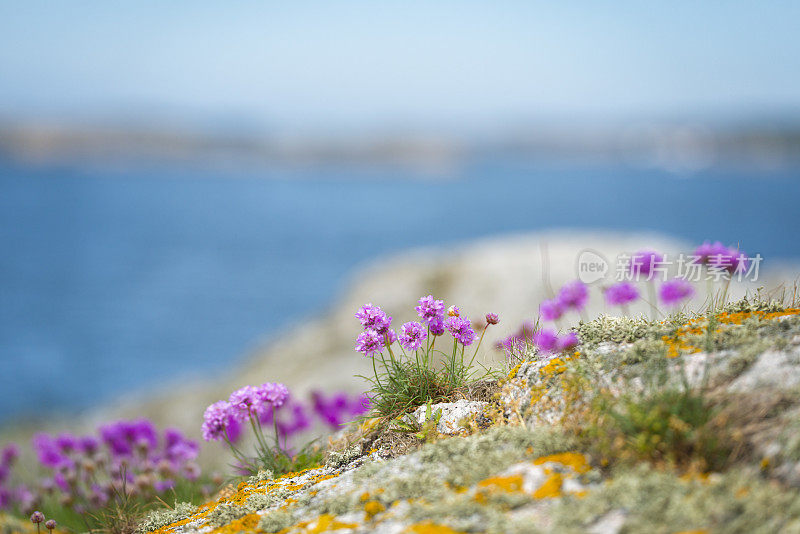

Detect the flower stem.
[{"left": 647, "top": 282, "right": 658, "bottom": 320}]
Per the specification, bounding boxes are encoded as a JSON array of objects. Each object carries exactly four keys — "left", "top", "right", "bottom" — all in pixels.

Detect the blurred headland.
[{"left": 2, "top": 112, "right": 799, "bottom": 175}]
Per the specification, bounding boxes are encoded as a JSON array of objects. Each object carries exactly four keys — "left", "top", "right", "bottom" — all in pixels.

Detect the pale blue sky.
[{"left": 1, "top": 1, "right": 799, "bottom": 132}]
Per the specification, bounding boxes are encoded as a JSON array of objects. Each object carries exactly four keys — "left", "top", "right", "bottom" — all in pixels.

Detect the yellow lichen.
[
  {"left": 403, "top": 522, "right": 465, "bottom": 534},
  {"left": 661, "top": 309, "right": 800, "bottom": 358},
  {"left": 289, "top": 514, "right": 359, "bottom": 533},
  {"left": 532, "top": 452, "right": 591, "bottom": 474},
  {"left": 476, "top": 474, "right": 524, "bottom": 493},
  {"left": 207, "top": 512, "right": 261, "bottom": 534},
  {"left": 364, "top": 500, "right": 386, "bottom": 519},
  {"left": 532, "top": 472, "right": 563, "bottom": 499},
  {"left": 507, "top": 362, "right": 523, "bottom": 379}
]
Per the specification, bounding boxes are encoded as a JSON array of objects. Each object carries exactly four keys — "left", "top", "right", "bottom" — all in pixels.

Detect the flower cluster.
[
  {"left": 533, "top": 328, "right": 579, "bottom": 355},
  {"left": 355, "top": 297, "right": 499, "bottom": 414},
  {"left": 539, "top": 280, "right": 589, "bottom": 322},
  {"left": 398, "top": 321, "right": 427, "bottom": 351},
  {"left": 202, "top": 382, "right": 289, "bottom": 442},
  {"left": 0, "top": 444, "right": 34, "bottom": 513},
  {"left": 629, "top": 249, "right": 665, "bottom": 277},
  {"left": 311, "top": 391, "right": 371, "bottom": 429},
  {"left": 444, "top": 316, "right": 477, "bottom": 346},
  {"left": 694, "top": 241, "right": 749, "bottom": 273},
  {"left": 355, "top": 296, "right": 488, "bottom": 358},
  {"left": 659, "top": 278, "right": 695, "bottom": 307},
  {"left": 32, "top": 420, "right": 199, "bottom": 514},
  {"left": 202, "top": 382, "right": 370, "bottom": 475},
  {"left": 495, "top": 321, "right": 536, "bottom": 361},
  {"left": 604, "top": 281, "right": 640, "bottom": 307}
]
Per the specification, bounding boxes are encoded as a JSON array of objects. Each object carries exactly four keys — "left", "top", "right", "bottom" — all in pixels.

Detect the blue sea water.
[{"left": 1, "top": 156, "right": 799, "bottom": 423}]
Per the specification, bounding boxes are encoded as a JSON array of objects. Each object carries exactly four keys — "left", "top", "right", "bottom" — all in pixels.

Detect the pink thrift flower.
[
  {"left": 415, "top": 295, "right": 445, "bottom": 323},
  {"left": 604, "top": 282, "right": 640, "bottom": 306},
  {"left": 533, "top": 328, "right": 559, "bottom": 354},
  {"left": 557, "top": 281, "right": 589, "bottom": 311},
  {"left": 398, "top": 321, "right": 428, "bottom": 351},
  {"left": 355, "top": 304, "right": 392, "bottom": 333},
  {"left": 539, "top": 299, "right": 563, "bottom": 321},
  {"left": 659, "top": 279, "right": 695, "bottom": 307},
  {"left": 355, "top": 329, "right": 384, "bottom": 357},
  {"left": 445, "top": 316, "right": 477, "bottom": 346},
  {"left": 201, "top": 401, "right": 231, "bottom": 442},
  {"left": 556, "top": 332, "right": 580, "bottom": 352},
  {"left": 630, "top": 249, "right": 664, "bottom": 278}
]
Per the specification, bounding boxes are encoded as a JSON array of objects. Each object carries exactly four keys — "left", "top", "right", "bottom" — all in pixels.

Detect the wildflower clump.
[
  {"left": 355, "top": 296, "right": 498, "bottom": 418},
  {"left": 33, "top": 421, "right": 200, "bottom": 512},
  {"left": 202, "top": 383, "right": 325, "bottom": 476}
]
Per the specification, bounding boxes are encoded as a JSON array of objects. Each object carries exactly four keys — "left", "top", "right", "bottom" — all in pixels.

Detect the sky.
[{"left": 1, "top": 1, "right": 799, "bottom": 133}]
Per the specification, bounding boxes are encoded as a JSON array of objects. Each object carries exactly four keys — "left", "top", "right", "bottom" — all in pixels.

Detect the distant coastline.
[{"left": 2, "top": 117, "right": 799, "bottom": 174}]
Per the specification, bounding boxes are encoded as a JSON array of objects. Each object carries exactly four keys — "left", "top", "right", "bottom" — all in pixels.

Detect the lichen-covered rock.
[
  {"left": 408, "top": 400, "right": 488, "bottom": 435},
  {"left": 728, "top": 348, "right": 800, "bottom": 392},
  {"left": 142, "top": 303, "right": 800, "bottom": 534}
]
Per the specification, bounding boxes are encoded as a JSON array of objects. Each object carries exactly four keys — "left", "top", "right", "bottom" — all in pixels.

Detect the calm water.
[{"left": 2, "top": 157, "right": 799, "bottom": 423}]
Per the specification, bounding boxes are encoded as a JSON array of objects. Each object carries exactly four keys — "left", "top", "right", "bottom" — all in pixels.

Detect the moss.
[
  {"left": 136, "top": 502, "right": 198, "bottom": 533},
  {"left": 259, "top": 509, "right": 294, "bottom": 533},
  {"left": 550, "top": 464, "right": 800, "bottom": 533}
]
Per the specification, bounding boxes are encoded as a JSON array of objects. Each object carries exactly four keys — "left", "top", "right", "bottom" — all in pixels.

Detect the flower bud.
[
  {"left": 45, "top": 519, "right": 57, "bottom": 532},
  {"left": 30, "top": 511, "right": 45, "bottom": 524},
  {"left": 485, "top": 313, "right": 499, "bottom": 325}
]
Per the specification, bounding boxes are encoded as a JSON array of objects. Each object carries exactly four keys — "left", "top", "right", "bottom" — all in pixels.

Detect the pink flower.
[
  {"left": 604, "top": 282, "right": 639, "bottom": 306},
  {"left": 415, "top": 295, "right": 445, "bottom": 323},
  {"left": 630, "top": 249, "right": 664, "bottom": 278},
  {"left": 539, "top": 299, "right": 563, "bottom": 321},
  {"left": 659, "top": 279, "right": 695, "bottom": 307},
  {"left": 355, "top": 329, "right": 384, "bottom": 357},
  {"left": 556, "top": 332, "right": 580, "bottom": 352},
  {"left": 445, "top": 316, "right": 476, "bottom": 346},
  {"left": 557, "top": 281, "right": 589, "bottom": 311},
  {"left": 398, "top": 321, "right": 428, "bottom": 351},
  {"left": 533, "top": 328, "right": 559, "bottom": 354}
]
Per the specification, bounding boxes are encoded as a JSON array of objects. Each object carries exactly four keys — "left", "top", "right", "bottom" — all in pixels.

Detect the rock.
[
  {"left": 408, "top": 400, "right": 487, "bottom": 435},
  {"left": 728, "top": 348, "right": 800, "bottom": 392},
  {"left": 587, "top": 509, "right": 628, "bottom": 534}
]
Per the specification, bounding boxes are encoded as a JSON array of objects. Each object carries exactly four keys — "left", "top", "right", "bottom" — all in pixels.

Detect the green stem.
[
  {"left": 271, "top": 406, "right": 281, "bottom": 451},
  {"left": 470, "top": 326, "right": 489, "bottom": 367},
  {"left": 371, "top": 353, "right": 384, "bottom": 389},
  {"left": 224, "top": 435, "right": 251, "bottom": 468}
]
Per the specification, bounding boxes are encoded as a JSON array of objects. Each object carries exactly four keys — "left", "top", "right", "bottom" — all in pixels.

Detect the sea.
[{"left": 2, "top": 155, "right": 799, "bottom": 423}]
